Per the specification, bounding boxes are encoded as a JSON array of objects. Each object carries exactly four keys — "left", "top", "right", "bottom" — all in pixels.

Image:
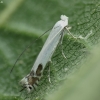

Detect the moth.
[{"left": 19, "top": 15, "right": 73, "bottom": 93}]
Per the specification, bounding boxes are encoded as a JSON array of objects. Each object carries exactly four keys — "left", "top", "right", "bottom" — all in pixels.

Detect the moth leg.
[
  {"left": 76, "top": 30, "right": 93, "bottom": 50},
  {"left": 66, "top": 27, "right": 77, "bottom": 39},
  {"left": 46, "top": 60, "right": 52, "bottom": 83},
  {"left": 66, "top": 26, "right": 94, "bottom": 41},
  {"left": 78, "top": 30, "right": 93, "bottom": 40},
  {"left": 66, "top": 27, "right": 93, "bottom": 50},
  {"left": 59, "top": 31, "right": 67, "bottom": 59}
]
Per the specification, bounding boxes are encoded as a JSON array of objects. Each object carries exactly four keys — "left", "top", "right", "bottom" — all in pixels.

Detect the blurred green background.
[{"left": 0, "top": 0, "right": 100, "bottom": 100}]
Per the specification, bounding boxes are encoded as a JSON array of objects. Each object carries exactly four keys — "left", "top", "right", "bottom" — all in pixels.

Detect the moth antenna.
[{"left": 10, "top": 28, "right": 52, "bottom": 74}]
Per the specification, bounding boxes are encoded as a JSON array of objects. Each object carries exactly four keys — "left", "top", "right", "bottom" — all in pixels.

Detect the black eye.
[{"left": 29, "top": 86, "right": 32, "bottom": 90}]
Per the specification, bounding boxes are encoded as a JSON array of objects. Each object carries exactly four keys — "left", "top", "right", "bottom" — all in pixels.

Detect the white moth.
[{"left": 20, "top": 15, "right": 72, "bottom": 93}]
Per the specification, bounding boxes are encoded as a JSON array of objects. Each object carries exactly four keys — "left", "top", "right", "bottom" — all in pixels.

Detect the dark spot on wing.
[
  {"left": 36, "top": 64, "right": 43, "bottom": 76},
  {"left": 29, "top": 86, "right": 32, "bottom": 90},
  {"left": 28, "top": 76, "right": 39, "bottom": 85}
]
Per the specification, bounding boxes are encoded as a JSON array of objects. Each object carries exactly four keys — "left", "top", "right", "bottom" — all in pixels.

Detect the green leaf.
[
  {"left": 46, "top": 43, "right": 100, "bottom": 100},
  {"left": 0, "top": 0, "right": 100, "bottom": 100}
]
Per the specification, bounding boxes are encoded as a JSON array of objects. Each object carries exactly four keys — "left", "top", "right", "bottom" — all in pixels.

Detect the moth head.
[
  {"left": 61, "top": 15, "right": 68, "bottom": 21},
  {"left": 61, "top": 15, "right": 68, "bottom": 25}
]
